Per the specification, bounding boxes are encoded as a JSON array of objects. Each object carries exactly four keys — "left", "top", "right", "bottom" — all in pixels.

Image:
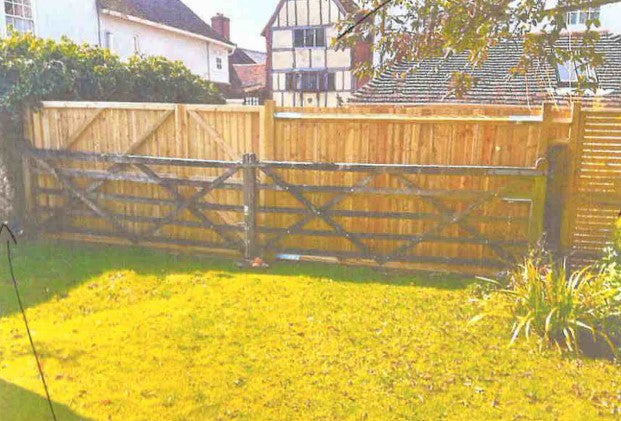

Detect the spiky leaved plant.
[{"left": 501, "top": 252, "right": 619, "bottom": 357}]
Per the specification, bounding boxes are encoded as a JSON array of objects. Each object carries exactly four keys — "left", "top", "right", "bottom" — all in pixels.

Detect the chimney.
[{"left": 211, "top": 13, "right": 230, "bottom": 41}]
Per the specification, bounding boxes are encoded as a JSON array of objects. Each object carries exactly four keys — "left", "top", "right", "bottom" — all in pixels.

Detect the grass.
[{"left": 1, "top": 242, "right": 620, "bottom": 420}]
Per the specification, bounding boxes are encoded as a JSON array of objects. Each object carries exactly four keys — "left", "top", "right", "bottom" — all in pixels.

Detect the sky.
[{"left": 182, "top": 0, "right": 276, "bottom": 52}]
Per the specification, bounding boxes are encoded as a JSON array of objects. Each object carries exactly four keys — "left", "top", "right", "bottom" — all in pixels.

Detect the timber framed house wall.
[{"left": 262, "top": 0, "right": 372, "bottom": 107}]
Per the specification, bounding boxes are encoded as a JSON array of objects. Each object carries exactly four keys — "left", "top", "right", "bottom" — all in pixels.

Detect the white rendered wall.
[
  {"left": 0, "top": 0, "right": 100, "bottom": 43},
  {"left": 544, "top": 1, "right": 621, "bottom": 33},
  {"left": 100, "top": 14, "right": 230, "bottom": 84}
]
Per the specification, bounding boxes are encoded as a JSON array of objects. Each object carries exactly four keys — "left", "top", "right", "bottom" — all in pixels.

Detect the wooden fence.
[{"left": 20, "top": 100, "right": 618, "bottom": 274}]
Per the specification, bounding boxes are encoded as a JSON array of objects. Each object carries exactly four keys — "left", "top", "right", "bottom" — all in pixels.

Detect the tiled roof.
[
  {"left": 225, "top": 63, "right": 266, "bottom": 99},
  {"left": 351, "top": 33, "right": 621, "bottom": 106},
  {"left": 228, "top": 47, "right": 267, "bottom": 98},
  {"left": 230, "top": 49, "right": 267, "bottom": 66},
  {"left": 98, "top": 0, "right": 234, "bottom": 46},
  {"left": 233, "top": 64, "right": 266, "bottom": 91},
  {"left": 241, "top": 49, "right": 267, "bottom": 65}
]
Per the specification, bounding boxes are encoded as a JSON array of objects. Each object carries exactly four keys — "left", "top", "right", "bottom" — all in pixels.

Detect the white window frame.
[
  {"left": 216, "top": 56, "right": 223, "bottom": 70},
  {"left": 566, "top": 7, "right": 600, "bottom": 27},
  {"left": 293, "top": 27, "right": 326, "bottom": 48},
  {"left": 4, "top": 0, "right": 35, "bottom": 34},
  {"left": 557, "top": 61, "right": 598, "bottom": 86}
]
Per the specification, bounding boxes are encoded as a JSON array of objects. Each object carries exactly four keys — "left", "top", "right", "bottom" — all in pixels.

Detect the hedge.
[
  {"left": 0, "top": 31, "right": 225, "bottom": 221},
  {"left": 0, "top": 31, "right": 224, "bottom": 122}
]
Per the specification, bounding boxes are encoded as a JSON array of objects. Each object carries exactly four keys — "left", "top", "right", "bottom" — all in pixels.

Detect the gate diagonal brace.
[
  {"left": 387, "top": 174, "right": 514, "bottom": 263},
  {"left": 261, "top": 167, "right": 375, "bottom": 259},
  {"left": 31, "top": 157, "right": 139, "bottom": 244},
  {"left": 396, "top": 174, "right": 515, "bottom": 262},
  {"left": 134, "top": 164, "right": 244, "bottom": 251},
  {"left": 144, "top": 166, "right": 239, "bottom": 238}
]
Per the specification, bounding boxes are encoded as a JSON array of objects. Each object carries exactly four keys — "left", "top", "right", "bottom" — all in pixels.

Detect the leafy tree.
[{"left": 337, "top": 0, "right": 620, "bottom": 95}]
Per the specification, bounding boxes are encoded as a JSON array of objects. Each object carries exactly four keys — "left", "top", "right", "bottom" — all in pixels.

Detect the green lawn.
[{"left": 0, "top": 242, "right": 619, "bottom": 420}]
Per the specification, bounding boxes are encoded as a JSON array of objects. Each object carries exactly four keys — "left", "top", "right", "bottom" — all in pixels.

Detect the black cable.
[{"left": 5, "top": 239, "right": 58, "bottom": 421}]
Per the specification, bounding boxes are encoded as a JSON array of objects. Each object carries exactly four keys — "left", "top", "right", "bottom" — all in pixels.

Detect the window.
[
  {"left": 104, "top": 31, "right": 114, "bottom": 51},
  {"left": 557, "top": 61, "right": 597, "bottom": 86},
  {"left": 293, "top": 28, "right": 326, "bottom": 48},
  {"left": 4, "top": 0, "right": 34, "bottom": 34},
  {"left": 285, "top": 72, "right": 336, "bottom": 92},
  {"left": 566, "top": 7, "right": 600, "bottom": 26},
  {"left": 133, "top": 35, "right": 141, "bottom": 55},
  {"left": 216, "top": 57, "right": 223, "bottom": 70}
]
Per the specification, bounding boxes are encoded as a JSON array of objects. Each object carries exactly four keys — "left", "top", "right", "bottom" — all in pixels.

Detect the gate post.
[
  {"left": 529, "top": 160, "right": 549, "bottom": 247},
  {"left": 242, "top": 153, "right": 259, "bottom": 261},
  {"left": 560, "top": 103, "right": 583, "bottom": 256}
]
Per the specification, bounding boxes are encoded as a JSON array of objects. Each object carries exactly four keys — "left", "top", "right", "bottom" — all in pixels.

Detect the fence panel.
[
  {"left": 21, "top": 101, "right": 571, "bottom": 274},
  {"left": 24, "top": 102, "right": 261, "bottom": 247},
  {"left": 562, "top": 106, "right": 621, "bottom": 264}
]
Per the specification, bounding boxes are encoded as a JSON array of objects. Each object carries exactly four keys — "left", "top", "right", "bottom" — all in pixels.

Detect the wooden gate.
[
  {"left": 21, "top": 143, "right": 549, "bottom": 275},
  {"left": 562, "top": 106, "right": 621, "bottom": 264},
  {"left": 257, "top": 160, "right": 548, "bottom": 274}
]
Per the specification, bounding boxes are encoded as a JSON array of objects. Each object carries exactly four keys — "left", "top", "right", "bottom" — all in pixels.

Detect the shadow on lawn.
[
  {"left": 0, "top": 240, "right": 475, "bottom": 317},
  {"left": 0, "top": 379, "right": 91, "bottom": 421}
]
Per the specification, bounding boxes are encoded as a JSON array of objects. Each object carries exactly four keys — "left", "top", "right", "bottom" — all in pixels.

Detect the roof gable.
[
  {"left": 98, "top": 0, "right": 234, "bottom": 46},
  {"left": 261, "top": 0, "right": 359, "bottom": 36}
]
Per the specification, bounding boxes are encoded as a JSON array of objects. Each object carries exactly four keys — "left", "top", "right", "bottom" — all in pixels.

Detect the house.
[
  {"left": 0, "top": 0, "right": 236, "bottom": 85},
  {"left": 98, "top": 0, "right": 236, "bottom": 85},
  {"left": 210, "top": 13, "right": 268, "bottom": 105},
  {"left": 0, "top": 0, "right": 100, "bottom": 44},
  {"left": 262, "top": 0, "right": 373, "bottom": 107},
  {"left": 351, "top": 4, "right": 621, "bottom": 106},
  {"left": 560, "top": 2, "right": 621, "bottom": 33}
]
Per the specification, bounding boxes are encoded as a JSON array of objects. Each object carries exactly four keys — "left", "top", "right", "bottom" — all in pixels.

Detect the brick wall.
[{"left": 352, "top": 36, "right": 374, "bottom": 89}]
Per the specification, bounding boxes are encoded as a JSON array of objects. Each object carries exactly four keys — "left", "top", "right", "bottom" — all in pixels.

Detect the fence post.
[
  {"left": 259, "top": 100, "right": 275, "bottom": 160},
  {"left": 243, "top": 153, "right": 259, "bottom": 261},
  {"left": 559, "top": 102, "right": 583, "bottom": 255},
  {"left": 529, "top": 160, "right": 549, "bottom": 247},
  {"left": 544, "top": 143, "right": 568, "bottom": 253}
]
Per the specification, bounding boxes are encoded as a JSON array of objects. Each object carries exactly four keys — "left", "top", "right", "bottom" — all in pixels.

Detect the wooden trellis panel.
[{"left": 562, "top": 105, "right": 621, "bottom": 264}]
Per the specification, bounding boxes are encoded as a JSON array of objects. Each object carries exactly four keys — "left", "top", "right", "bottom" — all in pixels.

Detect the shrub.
[
  {"left": 0, "top": 31, "right": 225, "bottom": 220},
  {"left": 480, "top": 250, "right": 620, "bottom": 358},
  {"left": 614, "top": 218, "right": 621, "bottom": 258},
  {"left": 0, "top": 31, "right": 224, "bottom": 122}
]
